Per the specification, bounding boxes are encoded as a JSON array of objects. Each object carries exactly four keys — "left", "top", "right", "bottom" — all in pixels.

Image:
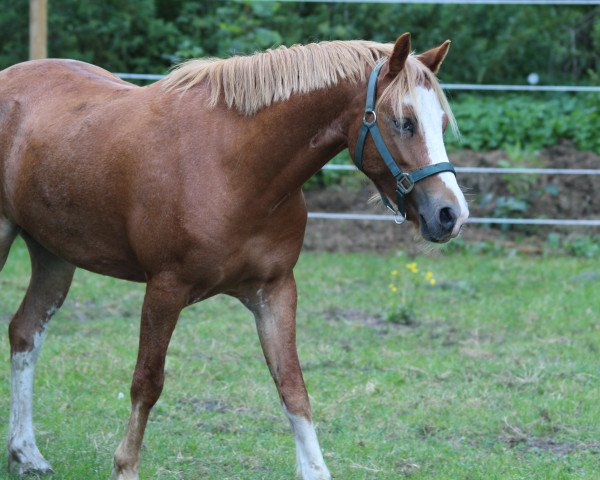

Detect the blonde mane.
[{"left": 162, "top": 40, "right": 457, "bottom": 134}]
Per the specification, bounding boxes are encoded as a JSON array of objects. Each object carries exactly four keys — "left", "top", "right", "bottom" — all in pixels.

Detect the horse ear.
[
  {"left": 417, "top": 40, "right": 451, "bottom": 74},
  {"left": 387, "top": 32, "right": 411, "bottom": 78}
]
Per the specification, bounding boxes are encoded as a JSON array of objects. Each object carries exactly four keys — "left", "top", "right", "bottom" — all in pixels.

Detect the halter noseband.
[{"left": 353, "top": 58, "right": 456, "bottom": 224}]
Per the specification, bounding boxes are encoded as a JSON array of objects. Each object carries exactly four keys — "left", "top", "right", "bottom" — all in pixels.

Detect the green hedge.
[{"left": 447, "top": 94, "right": 600, "bottom": 153}]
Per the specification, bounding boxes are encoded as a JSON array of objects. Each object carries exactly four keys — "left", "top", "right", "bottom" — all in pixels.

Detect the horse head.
[{"left": 352, "top": 33, "right": 469, "bottom": 243}]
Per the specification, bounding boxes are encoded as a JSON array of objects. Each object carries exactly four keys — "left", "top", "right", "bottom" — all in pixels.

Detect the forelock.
[{"left": 377, "top": 56, "right": 459, "bottom": 138}]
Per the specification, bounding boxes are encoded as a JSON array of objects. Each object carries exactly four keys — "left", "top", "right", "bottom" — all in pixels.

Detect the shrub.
[{"left": 447, "top": 94, "right": 600, "bottom": 153}]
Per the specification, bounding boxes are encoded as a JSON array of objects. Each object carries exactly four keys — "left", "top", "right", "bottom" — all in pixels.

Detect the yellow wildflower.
[
  {"left": 424, "top": 271, "right": 434, "bottom": 280},
  {"left": 429, "top": 278, "right": 437, "bottom": 286},
  {"left": 405, "top": 262, "right": 418, "bottom": 273},
  {"left": 391, "top": 269, "right": 399, "bottom": 277}
]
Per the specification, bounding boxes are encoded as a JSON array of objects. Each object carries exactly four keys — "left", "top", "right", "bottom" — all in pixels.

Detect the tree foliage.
[{"left": 1, "top": 0, "right": 598, "bottom": 85}]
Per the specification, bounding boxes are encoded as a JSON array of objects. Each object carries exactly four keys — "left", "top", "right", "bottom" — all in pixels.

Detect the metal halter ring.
[
  {"left": 385, "top": 203, "right": 407, "bottom": 224},
  {"left": 388, "top": 207, "right": 406, "bottom": 225},
  {"left": 393, "top": 213, "right": 407, "bottom": 225},
  {"left": 362, "top": 110, "right": 377, "bottom": 126}
]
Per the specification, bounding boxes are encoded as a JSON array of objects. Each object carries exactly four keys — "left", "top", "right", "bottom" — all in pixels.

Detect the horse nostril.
[{"left": 439, "top": 207, "right": 457, "bottom": 232}]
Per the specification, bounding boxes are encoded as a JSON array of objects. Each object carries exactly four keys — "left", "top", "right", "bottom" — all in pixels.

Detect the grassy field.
[{"left": 0, "top": 238, "right": 599, "bottom": 479}]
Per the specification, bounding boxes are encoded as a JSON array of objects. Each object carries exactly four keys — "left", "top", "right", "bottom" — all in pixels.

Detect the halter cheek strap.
[{"left": 353, "top": 58, "right": 456, "bottom": 224}]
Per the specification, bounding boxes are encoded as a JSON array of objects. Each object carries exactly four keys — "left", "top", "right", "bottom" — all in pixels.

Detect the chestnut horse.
[{"left": 0, "top": 33, "right": 468, "bottom": 479}]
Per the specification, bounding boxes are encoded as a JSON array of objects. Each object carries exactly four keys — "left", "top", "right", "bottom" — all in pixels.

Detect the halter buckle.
[
  {"left": 363, "top": 110, "right": 377, "bottom": 126},
  {"left": 396, "top": 173, "right": 414, "bottom": 194}
]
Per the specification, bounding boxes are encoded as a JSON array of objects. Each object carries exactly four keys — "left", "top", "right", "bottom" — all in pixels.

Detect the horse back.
[{"left": 0, "top": 60, "right": 169, "bottom": 280}]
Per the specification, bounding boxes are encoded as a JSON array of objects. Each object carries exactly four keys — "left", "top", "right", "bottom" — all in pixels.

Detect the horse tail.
[
  {"left": 0, "top": 91, "right": 21, "bottom": 271},
  {"left": 0, "top": 219, "right": 17, "bottom": 273}
]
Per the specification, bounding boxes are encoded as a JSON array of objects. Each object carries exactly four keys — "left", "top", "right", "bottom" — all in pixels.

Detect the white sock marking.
[
  {"left": 283, "top": 405, "right": 331, "bottom": 480},
  {"left": 8, "top": 327, "right": 52, "bottom": 474},
  {"left": 113, "top": 402, "right": 142, "bottom": 480}
]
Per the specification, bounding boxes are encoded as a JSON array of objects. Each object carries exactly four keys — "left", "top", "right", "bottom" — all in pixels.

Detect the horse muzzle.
[{"left": 417, "top": 202, "right": 469, "bottom": 243}]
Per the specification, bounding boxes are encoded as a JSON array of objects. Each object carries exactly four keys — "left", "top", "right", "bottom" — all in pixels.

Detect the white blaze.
[{"left": 411, "top": 86, "right": 469, "bottom": 231}]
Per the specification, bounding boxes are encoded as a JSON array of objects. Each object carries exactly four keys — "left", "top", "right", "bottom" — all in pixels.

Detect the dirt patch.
[
  {"left": 500, "top": 419, "right": 600, "bottom": 456},
  {"left": 502, "top": 433, "right": 599, "bottom": 456},
  {"left": 176, "top": 398, "right": 232, "bottom": 414},
  {"left": 321, "top": 306, "right": 422, "bottom": 332},
  {"left": 525, "top": 438, "right": 600, "bottom": 456},
  {"left": 322, "top": 307, "right": 384, "bottom": 327},
  {"left": 303, "top": 141, "right": 599, "bottom": 252},
  {"left": 303, "top": 188, "right": 421, "bottom": 254},
  {"left": 455, "top": 141, "right": 600, "bottom": 221}
]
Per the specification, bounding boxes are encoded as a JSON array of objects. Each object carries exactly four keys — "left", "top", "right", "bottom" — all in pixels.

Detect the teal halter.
[{"left": 353, "top": 59, "right": 456, "bottom": 224}]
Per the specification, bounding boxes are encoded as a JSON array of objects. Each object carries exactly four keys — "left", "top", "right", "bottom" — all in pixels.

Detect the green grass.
[{"left": 1, "top": 238, "right": 599, "bottom": 479}]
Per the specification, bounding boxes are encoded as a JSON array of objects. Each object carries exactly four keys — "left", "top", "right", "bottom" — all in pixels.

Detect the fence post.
[{"left": 29, "top": 0, "right": 48, "bottom": 60}]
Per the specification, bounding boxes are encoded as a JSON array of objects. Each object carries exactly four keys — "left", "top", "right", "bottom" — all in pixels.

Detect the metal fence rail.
[
  {"left": 307, "top": 212, "right": 600, "bottom": 226},
  {"left": 115, "top": 73, "right": 600, "bottom": 93},
  {"left": 441, "top": 83, "right": 600, "bottom": 92},
  {"left": 116, "top": 73, "right": 165, "bottom": 81},
  {"left": 278, "top": 0, "right": 600, "bottom": 4},
  {"left": 323, "top": 164, "right": 600, "bottom": 175}
]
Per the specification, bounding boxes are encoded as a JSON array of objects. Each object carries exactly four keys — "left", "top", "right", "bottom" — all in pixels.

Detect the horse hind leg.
[
  {"left": 243, "top": 274, "right": 331, "bottom": 480},
  {"left": 7, "top": 235, "right": 75, "bottom": 476}
]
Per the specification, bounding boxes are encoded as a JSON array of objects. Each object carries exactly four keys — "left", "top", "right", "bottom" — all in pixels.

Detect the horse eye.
[{"left": 393, "top": 118, "right": 415, "bottom": 135}]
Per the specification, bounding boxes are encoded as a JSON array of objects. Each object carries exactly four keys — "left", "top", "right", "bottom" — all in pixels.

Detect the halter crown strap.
[{"left": 353, "top": 58, "right": 456, "bottom": 224}]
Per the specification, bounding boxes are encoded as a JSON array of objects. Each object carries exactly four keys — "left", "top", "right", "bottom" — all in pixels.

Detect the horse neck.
[{"left": 236, "top": 80, "right": 363, "bottom": 199}]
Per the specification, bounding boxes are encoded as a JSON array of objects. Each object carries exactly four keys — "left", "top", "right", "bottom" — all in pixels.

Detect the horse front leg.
[
  {"left": 112, "top": 275, "right": 188, "bottom": 480},
  {"left": 243, "top": 273, "right": 331, "bottom": 480},
  {"left": 7, "top": 236, "right": 75, "bottom": 477}
]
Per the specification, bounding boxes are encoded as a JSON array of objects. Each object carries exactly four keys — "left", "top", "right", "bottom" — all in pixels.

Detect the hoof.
[
  {"left": 111, "top": 463, "right": 139, "bottom": 480},
  {"left": 111, "top": 468, "right": 139, "bottom": 480},
  {"left": 8, "top": 450, "right": 53, "bottom": 477},
  {"left": 297, "top": 462, "right": 331, "bottom": 480}
]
